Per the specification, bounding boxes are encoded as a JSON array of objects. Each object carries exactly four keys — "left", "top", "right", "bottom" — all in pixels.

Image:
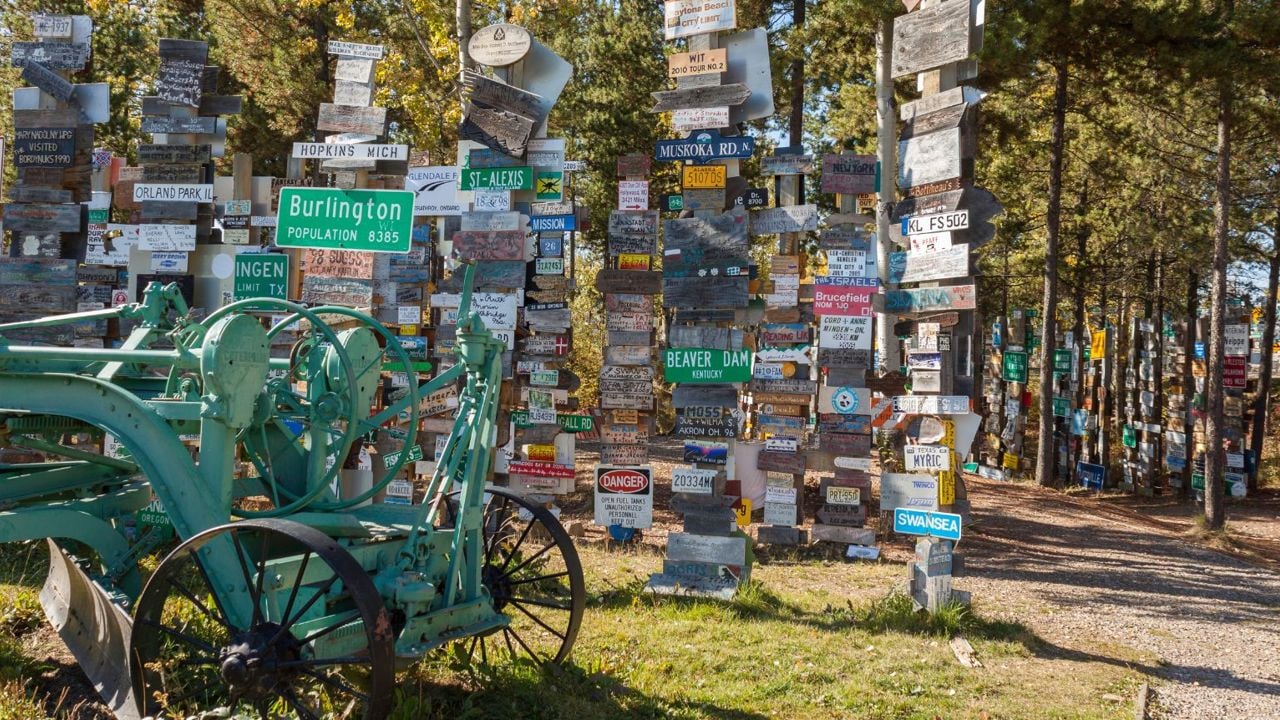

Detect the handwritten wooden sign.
[
  {"left": 616, "top": 154, "right": 652, "bottom": 178},
  {"left": 596, "top": 269, "right": 662, "bottom": 295},
  {"left": 750, "top": 205, "right": 818, "bottom": 235},
  {"left": 141, "top": 116, "right": 218, "bottom": 134},
  {"left": 669, "top": 48, "right": 727, "bottom": 78},
  {"left": 2, "top": 203, "right": 82, "bottom": 234},
  {"left": 672, "top": 107, "right": 731, "bottom": 133},
  {"left": 317, "top": 103, "right": 387, "bottom": 135},
  {"left": 760, "top": 154, "right": 814, "bottom": 175},
  {"left": 891, "top": 0, "right": 975, "bottom": 78},
  {"left": 821, "top": 153, "right": 877, "bottom": 195},
  {"left": 12, "top": 42, "right": 90, "bottom": 70},
  {"left": 651, "top": 83, "right": 751, "bottom": 112},
  {"left": 13, "top": 127, "right": 74, "bottom": 168},
  {"left": 156, "top": 39, "right": 208, "bottom": 108},
  {"left": 20, "top": 61, "right": 74, "bottom": 102},
  {"left": 882, "top": 284, "right": 977, "bottom": 314}
]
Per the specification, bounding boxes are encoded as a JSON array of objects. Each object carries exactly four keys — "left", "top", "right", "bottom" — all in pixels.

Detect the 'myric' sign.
[
  {"left": 664, "top": 348, "right": 752, "bottom": 383},
  {"left": 468, "top": 23, "right": 532, "bottom": 67},
  {"left": 656, "top": 129, "right": 754, "bottom": 163},
  {"left": 277, "top": 187, "right": 413, "bottom": 253},
  {"left": 663, "top": 0, "right": 737, "bottom": 39}
]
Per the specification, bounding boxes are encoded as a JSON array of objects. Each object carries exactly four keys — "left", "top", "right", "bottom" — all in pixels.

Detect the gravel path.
[{"left": 962, "top": 479, "right": 1280, "bottom": 720}]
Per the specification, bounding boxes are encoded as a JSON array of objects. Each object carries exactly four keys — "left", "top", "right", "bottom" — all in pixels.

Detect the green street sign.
[
  {"left": 1002, "top": 350, "right": 1028, "bottom": 383},
  {"left": 277, "top": 187, "right": 413, "bottom": 253},
  {"left": 1122, "top": 424, "right": 1137, "bottom": 448},
  {"left": 234, "top": 254, "right": 289, "bottom": 305},
  {"left": 136, "top": 498, "right": 172, "bottom": 528},
  {"left": 663, "top": 193, "right": 684, "bottom": 211},
  {"left": 1053, "top": 349, "right": 1072, "bottom": 373},
  {"left": 1052, "top": 396, "right": 1071, "bottom": 417},
  {"left": 663, "top": 348, "right": 752, "bottom": 384},
  {"left": 459, "top": 166, "right": 533, "bottom": 192},
  {"left": 511, "top": 411, "right": 594, "bottom": 433},
  {"left": 1191, "top": 473, "right": 1205, "bottom": 491}
]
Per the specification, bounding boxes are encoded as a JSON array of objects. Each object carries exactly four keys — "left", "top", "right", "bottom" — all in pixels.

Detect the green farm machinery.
[{"left": 0, "top": 265, "right": 584, "bottom": 719}]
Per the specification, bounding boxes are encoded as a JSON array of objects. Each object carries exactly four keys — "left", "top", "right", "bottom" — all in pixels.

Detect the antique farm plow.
[{"left": 0, "top": 265, "right": 583, "bottom": 719}]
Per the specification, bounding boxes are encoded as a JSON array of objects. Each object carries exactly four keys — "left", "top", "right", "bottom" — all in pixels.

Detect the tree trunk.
[
  {"left": 1204, "top": 65, "right": 1232, "bottom": 530},
  {"left": 1036, "top": 60, "right": 1070, "bottom": 488},
  {"left": 1180, "top": 269, "right": 1198, "bottom": 499},
  {"left": 1248, "top": 236, "right": 1280, "bottom": 491},
  {"left": 1153, "top": 252, "right": 1166, "bottom": 492}
]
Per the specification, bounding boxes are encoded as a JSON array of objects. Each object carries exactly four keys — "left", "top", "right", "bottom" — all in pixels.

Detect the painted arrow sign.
[{"left": 651, "top": 83, "right": 751, "bottom": 112}]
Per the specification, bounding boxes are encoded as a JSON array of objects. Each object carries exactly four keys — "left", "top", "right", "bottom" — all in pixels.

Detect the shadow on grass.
[{"left": 400, "top": 651, "right": 769, "bottom": 720}]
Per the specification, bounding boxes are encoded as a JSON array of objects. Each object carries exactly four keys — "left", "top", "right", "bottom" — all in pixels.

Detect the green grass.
[{"left": 0, "top": 542, "right": 1143, "bottom": 720}]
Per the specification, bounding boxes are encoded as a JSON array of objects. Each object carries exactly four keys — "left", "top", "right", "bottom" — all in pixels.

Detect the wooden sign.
[
  {"left": 817, "top": 413, "right": 872, "bottom": 434},
  {"left": 663, "top": 276, "right": 748, "bottom": 309},
  {"left": 683, "top": 164, "right": 726, "bottom": 189},
  {"left": 156, "top": 39, "right": 209, "bottom": 108},
  {"left": 818, "top": 386, "right": 872, "bottom": 415},
  {"left": 138, "top": 144, "right": 211, "bottom": 165},
  {"left": 604, "top": 345, "right": 652, "bottom": 366},
  {"left": 608, "top": 209, "right": 659, "bottom": 236},
  {"left": 473, "top": 260, "right": 527, "bottom": 288},
  {"left": 760, "top": 154, "right": 814, "bottom": 175},
  {"left": 132, "top": 183, "right": 214, "bottom": 203},
  {"left": 596, "top": 269, "right": 662, "bottom": 295},
  {"left": 821, "top": 154, "right": 877, "bottom": 195},
  {"left": 883, "top": 285, "right": 976, "bottom": 314},
  {"left": 651, "top": 83, "right": 751, "bottom": 113},
  {"left": 12, "top": 42, "right": 90, "bottom": 70},
  {"left": 751, "top": 378, "right": 816, "bottom": 396},
  {"left": 669, "top": 48, "right": 727, "bottom": 78},
  {"left": 892, "top": 0, "right": 975, "bottom": 78},
  {"left": 13, "top": 127, "right": 74, "bottom": 168},
  {"left": 899, "top": 124, "right": 970, "bottom": 191},
  {"left": 317, "top": 103, "right": 386, "bottom": 135},
  {"left": 673, "top": 385, "right": 739, "bottom": 409},
  {"left": 334, "top": 57, "right": 374, "bottom": 84},
  {"left": 757, "top": 451, "right": 806, "bottom": 475},
  {"left": 760, "top": 323, "right": 808, "bottom": 345},
  {"left": 663, "top": 0, "right": 738, "bottom": 39},
  {"left": 140, "top": 116, "right": 218, "bottom": 134},
  {"left": 2, "top": 203, "right": 81, "bottom": 233},
  {"left": 820, "top": 432, "right": 872, "bottom": 456},
  {"left": 664, "top": 209, "right": 749, "bottom": 265},
  {"left": 750, "top": 205, "right": 818, "bottom": 235},
  {"left": 616, "top": 154, "right": 652, "bottom": 178},
  {"left": 888, "top": 244, "right": 970, "bottom": 283},
  {"left": 901, "top": 85, "right": 985, "bottom": 122},
  {"left": 142, "top": 163, "right": 203, "bottom": 184},
  {"left": 674, "top": 415, "right": 737, "bottom": 439},
  {"left": 669, "top": 326, "right": 742, "bottom": 350},
  {"left": 468, "top": 23, "right": 533, "bottom": 67},
  {"left": 605, "top": 293, "right": 652, "bottom": 314},
  {"left": 453, "top": 228, "right": 522, "bottom": 258},
  {"left": 681, "top": 188, "right": 726, "bottom": 212},
  {"left": 20, "top": 61, "right": 74, "bottom": 102}
]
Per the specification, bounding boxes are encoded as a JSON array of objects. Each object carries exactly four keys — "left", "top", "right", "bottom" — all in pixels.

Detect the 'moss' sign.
[{"left": 594, "top": 465, "right": 653, "bottom": 529}]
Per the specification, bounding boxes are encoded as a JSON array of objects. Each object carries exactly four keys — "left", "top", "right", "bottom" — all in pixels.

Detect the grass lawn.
[{"left": 0, "top": 541, "right": 1143, "bottom": 720}]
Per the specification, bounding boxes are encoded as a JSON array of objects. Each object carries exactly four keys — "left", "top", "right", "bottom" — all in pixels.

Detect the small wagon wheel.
[
  {"left": 443, "top": 488, "right": 586, "bottom": 666},
  {"left": 130, "top": 519, "right": 395, "bottom": 720}
]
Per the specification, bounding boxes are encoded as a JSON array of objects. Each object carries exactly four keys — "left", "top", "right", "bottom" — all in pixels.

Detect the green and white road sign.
[{"left": 276, "top": 187, "right": 413, "bottom": 253}]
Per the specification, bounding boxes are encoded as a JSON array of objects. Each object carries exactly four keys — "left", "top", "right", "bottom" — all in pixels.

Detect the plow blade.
[{"left": 40, "top": 540, "right": 140, "bottom": 720}]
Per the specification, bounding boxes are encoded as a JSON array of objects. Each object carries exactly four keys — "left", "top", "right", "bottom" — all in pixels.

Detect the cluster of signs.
[{"left": 979, "top": 310, "right": 1032, "bottom": 479}]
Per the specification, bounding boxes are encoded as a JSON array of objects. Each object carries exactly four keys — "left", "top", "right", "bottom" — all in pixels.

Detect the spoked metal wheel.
[
  {"left": 449, "top": 488, "right": 585, "bottom": 666},
  {"left": 130, "top": 519, "right": 394, "bottom": 720}
]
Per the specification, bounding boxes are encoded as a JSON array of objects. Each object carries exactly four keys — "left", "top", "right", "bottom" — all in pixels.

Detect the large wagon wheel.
[
  {"left": 130, "top": 519, "right": 394, "bottom": 720},
  {"left": 445, "top": 488, "right": 585, "bottom": 666}
]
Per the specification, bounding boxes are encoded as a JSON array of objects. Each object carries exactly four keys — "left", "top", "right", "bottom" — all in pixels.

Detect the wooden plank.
[
  {"left": 462, "top": 70, "right": 544, "bottom": 119},
  {"left": 889, "top": 244, "right": 971, "bottom": 284},
  {"left": 898, "top": 127, "right": 969, "bottom": 191},
  {"left": 596, "top": 269, "right": 662, "bottom": 295},
  {"left": 608, "top": 330, "right": 652, "bottom": 345},
  {"left": 817, "top": 347, "right": 873, "bottom": 369},
  {"left": 750, "top": 378, "right": 816, "bottom": 395},
  {"left": 662, "top": 276, "right": 748, "bottom": 309},
  {"left": 608, "top": 210, "right": 659, "bottom": 236},
  {"left": 334, "top": 79, "right": 374, "bottom": 107},
  {"left": 821, "top": 153, "right": 877, "bottom": 195},
  {"left": 301, "top": 248, "right": 375, "bottom": 280},
  {"left": 604, "top": 345, "right": 652, "bottom": 366},
  {"left": 316, "top": 103, "right": 386, "bottom": 135},
  {"left": 608, "top": 234, "right": 657, "bottom": 256},
  {"left": 0, "top": 258, "right": 77, "bottom": 285},
  {"left": 650, "top": 83, "right": 751, "bottom": 112},
  {"left": 757, "top": 451, "right": 806, "bottom": 474},
  {"left": 2, "top": 203, "right": 82, "bottom": 233},
  {"left": 452, "top": 230, "right": 524, "bottom": 261},
  {"left": 137, "top": 144, "right": 212, "bottom": 164},
  {"left": 13, "top": 127, "right": 75, "bottom": 168},
  {"left": 672, "top": 385, "right": 739, "bottom": 409},
  {"left": 616, "top": 154, "right": 652, "bottom": 177},
  {"left": 669, "top": 326, "right": 743, "bottom": 350},
  {"left": 820, "top": 432, "right": 872, "bottom": 455},
  {"left": 882, "top": 285, "right": 977, "bottom": 314},
  {"left": 663, "top": 209, "right": 749, "bottom": 266},
  {"left": 20, "top": 61, "right": 74, "bottom": 101},
  {"left": 140, "top": 116, "right": 218, "bottom": 134},
  {"left": 0, "top": 285, "right": 76, "bottom": 312},
  {"left": 760, "top": 154, "right": 814, "bottom": 175},
  {"left": 668, "top": 48, "right": 728, "bottom": 78},
  {"left": 140, "top": 201, "right": 198, "bottom": 221},
  {"left": 156, "top": 39, "right": 210, "bottom": 108},
  {"left": 11, "top": 42, "right": 89, "bottom": 70},
  {"left": 750, "top": 205, "right": 819, "bottom": 235},
  {"left": 891, "top": 0, "right": 974, "bottom": 78},
  {"left": 8, "top": 186, "right": 73, "bottom": 203},
  {"left": 142, "top": 163, "right": 203, "bottom": 184},
  {"left": 472, "top": 260, "right": 527, "bottom": 288}
]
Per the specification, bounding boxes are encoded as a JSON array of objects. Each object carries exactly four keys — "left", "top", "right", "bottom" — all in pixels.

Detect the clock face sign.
[{"left": 832, "top": 387, "right": 860, "bottom": 414}]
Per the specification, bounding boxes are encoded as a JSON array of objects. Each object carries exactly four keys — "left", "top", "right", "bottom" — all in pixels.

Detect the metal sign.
[
  {"left": 406, "top": 166, "right": 464, "bottom": 216},
  {"left": 663, "top": 0, "right": 738, "bottom": 39},
  {"left": 893, "top": 509, "right": 962, "bottom": 541},
  {"left": 277, "top": 188, "right": 413, "bottom": 253},
  {"left": 327, "top": 40, "right": 385, "bottom": 59},
  {"left": 459, "top": 166, "right": 533, "bottom": 192},
  {"left": 683, "top": 164, "right": 727, "bottom": 189},
  {"left": 902, "top": 209, "right": 969, "bottom": 235},
  {"left": 663, "top": 348, "right": 752, "bottom": 383},
  {"left": 234, "top": 254, "right": 289, "bottom": 303},
  {"left": 594, "top": 465, "right": 654, "bottom": 528},
  {"left": 655, "top": 128, "right": 755, "bottom": 163},
  {"left": 468, "top": 23, "right": 532, "bottom": 67},
  {"left": 881, "top": 474, "right": 940, "bottom": 512}
]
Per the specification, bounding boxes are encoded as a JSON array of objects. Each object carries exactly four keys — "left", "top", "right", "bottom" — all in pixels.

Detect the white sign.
[
  {"left": 133, "top": 183, "right": 214, "bottom": 203},
  {"left": 880, "top": 473, "right": 939, "bottom": 512},
  {"left": 763, "top": 501, "right": 797, "bottom": 526},
  {"left": 903, "top": 445, "right": 951, "bottom": 472},
  {"left": 825, "top": 249, "right": 874, "bottom": 278},
  {"left": 472, "top": 189, "right": 512, "bottom": 212},
  {"left": 663, "top": 0, "right": 738, "bottom": 39},
  {"left": 671, "top": 467, "right": 716, "bottom": 495},
  {"left": 471, "top": 293, "right": 519, "bottom": 330},
  {"left": 898, "top": 127, "right": 963, "bottom": 190},
  {"left": 818, "top": 386, "right": 872, "bottom": 415},
  {"left": 327, "top": 40, "right": 385, "bottom": 59},
  {"left": 405, "top": 166, "right": 464, "bottom": 216},
  {"left": 765, "top": 436, "right": 798, "bottom": 453},
  {"left": 139, "top": 224, "right": 197, "bottom": 251},
  {"left": 892, "top": 395, "right": 970, "bottom": 415},
  {"left": 618, "top": 180, "right": 649, "bottom": 211},
  {"left": 33, "top": 15, "right": 74, "bottom": 37},
  {"left": 834, "top": 456, "right": 872, "bottom": 471},
  {"left": 398, "top": 305, "right": 420, "bottom": 325},
  {"left": 86, "top": 224, "right": 139, "bottom": 266},
  {"left": 461, "top": 211, "right": 521, "bottom": 232},
  {"left": 334, "top": 57, "right": 374, "bottom": 83},
  {"left": 292, "top": 143, "right": 407, "bottom": 161},
  {"left": 895, "top": 244, "right": 970, "bottom": 283},
  {"left": 149, "top": 251, "right": 189, "bottom": 272},
  {"left": 903, "top": 209, "right": 969, "bottom": 235},
  {"left": 819, "top": 315, "right": 872, "bottom": 350},
  {"left": 594, "top": 465, "right": 654, "bottom": 528},
  {"left": 765, "top": 485, "right": 797, "bottom": 504},
  {"left": 672, "top": 106, "right": 730, "bottom": 133},
  {"left": 1224, "top": 324, "right": 1248, "bottom": 357},
  {"left": 526, "top": 138, "right": 566, "bottom": 170},
  {"left": 909, "top": 230, "right": 952, "bottom": 253},
  {"left": 468, "top": 23, "right": 533, "bottom": 67}
]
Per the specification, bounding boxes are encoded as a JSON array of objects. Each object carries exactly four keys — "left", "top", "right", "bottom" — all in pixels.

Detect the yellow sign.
[
  {"left": 527, "top": 444, "right": 556, "bottom": 461},
  {"left": 938, "top": 470, "right": 956, "bottom": 506},
  {"left": 618, "top": 253, "right": 651, "bottom": 270},
  {"left": 682, "top": 164, "right": 727, "bottom": 189},
  {"left": 1090, "top": 330, "right": 1107, "bottom": 360},
  {"left": 941, "top": 420, "right": 955, "bottom": 449},
  {"left": 400, "top": 324, "right": 418, "bottom": 336},
  {"left": 1002, "top": 452, "right": 1019, "bottom": 470},
  {"left": 1253, "top": 307, "right": 1264, "bottom": 324},
  {"left": 733, "top": 498, "right": 752, "bottom": 527}
]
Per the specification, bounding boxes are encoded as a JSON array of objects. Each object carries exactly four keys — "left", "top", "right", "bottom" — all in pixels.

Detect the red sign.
[
  {"left": 1223, "top": 356, "right": 1247, "bottom": 389},
  {"left": 814, "top": 285, "right": 875, "bottom": 317},
  {"left": 507, "top": 461, "right": 575, "bottom": 478},
  {"left": 598, "top": 468, "right": 650, "bottom": 493}
]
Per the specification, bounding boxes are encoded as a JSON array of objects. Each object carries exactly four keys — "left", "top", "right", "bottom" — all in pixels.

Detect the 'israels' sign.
[
  {"left": 893, "top": 508, "right": 962, "bottom": 541},
  {"left": 655, "top": 128, "right": 755, "bottom": 164}
]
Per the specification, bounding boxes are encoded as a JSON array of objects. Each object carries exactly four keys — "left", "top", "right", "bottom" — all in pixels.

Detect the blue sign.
[
  {"left": 655, "top": 129, "right": 755, "bottom": 164},
  {"left": 1194, "top": 341, "right": 1205, "bottom": 359},
  {"left": 893, "top": 508, "right": 962, "bottom": 541},
  {"left": 1077, "top": 461, "right": 1105, "bottom": 490},
  {"left": 530, "top": 214, "right": 575, "bottom": 232},
  {"left": 539, "top": 235, "right": 563, "bottom": 257}
]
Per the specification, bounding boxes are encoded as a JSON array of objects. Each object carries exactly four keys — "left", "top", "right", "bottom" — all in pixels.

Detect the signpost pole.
[{"left": 874, "top": 17, "right": 899, "bottom": 374}]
